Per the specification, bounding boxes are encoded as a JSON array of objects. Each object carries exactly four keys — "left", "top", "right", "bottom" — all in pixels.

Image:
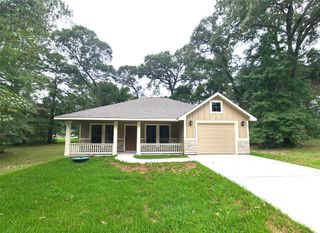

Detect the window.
[
  {"left": 91, "top": 125, "right": 102, "bottom": 143},
  {"left": 211, "top": 101, "right": 222, "bottom": 113},
  {"left": 146, "top": 125, "right": 156, "bottom": 143},
  {"left": 105, "top": 125, "right": 113, "bottom": 143},
  {"left": 159, "top": 125, "right": 169, "bottom": 143}
]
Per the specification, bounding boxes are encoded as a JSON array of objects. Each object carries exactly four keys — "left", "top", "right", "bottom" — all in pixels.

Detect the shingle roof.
[{"left": 55, "top": 97, "right": 194, "bottom": 120}]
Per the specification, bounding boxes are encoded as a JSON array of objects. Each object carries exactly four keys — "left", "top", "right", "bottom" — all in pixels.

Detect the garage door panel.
[{"left": 198, "top": 123, "right": 235, "bottom": 154}]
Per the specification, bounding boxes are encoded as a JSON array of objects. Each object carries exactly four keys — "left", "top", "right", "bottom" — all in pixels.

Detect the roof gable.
[{"left": 178, "top": 93, "right": 257, "bottom": 121}]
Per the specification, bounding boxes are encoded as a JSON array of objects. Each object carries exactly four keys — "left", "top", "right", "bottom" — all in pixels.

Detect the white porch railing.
[
  {"left": 140, "top": 143, "right": 183, "bottom": 154},
  {"left": 69, "top": 143, "right": 113, "bottom": 155}
]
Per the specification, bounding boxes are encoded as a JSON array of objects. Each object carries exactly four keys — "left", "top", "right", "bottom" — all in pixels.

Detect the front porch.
[{"left": 64, "top": 120, "right": 184, "bottom": 156}]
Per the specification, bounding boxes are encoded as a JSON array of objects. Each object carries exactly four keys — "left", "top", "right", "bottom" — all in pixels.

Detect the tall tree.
[
  {"left": 0, "top": 0, "right": 70, "bottom": 146},
  {"left": 190, "top": 14, "right": 241, "bottom": 102},
  {"left": 90, "top": 82, "right": 133, "bottom": 107},
  {"left": 53, "top": 25, "right": 114, "bottom": 89},
  {"left": 41, "top": 51, "right": 70, "bottom": 143},
  {"left": 0, "top": 87, "right": 36, "bottom": 150},
  {"left": 0, "top": 0, "right": 70, "bottom": 93},
  {"left": 189, "top": 0, "right": 320, "bottom": 146},
  {"left": 216, "top": 0, "right": 320, "bottom": 79},
  {"left": 139, "top": 49, "right": 188, "bottom": 96},
  {"left": 117, "top": 65, "right": 142, "bottom": 98}
]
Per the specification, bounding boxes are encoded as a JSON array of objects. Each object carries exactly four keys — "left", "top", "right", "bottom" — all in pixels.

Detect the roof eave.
[{"left": 54, "top": 117, "right": 180, "bottom": 122}]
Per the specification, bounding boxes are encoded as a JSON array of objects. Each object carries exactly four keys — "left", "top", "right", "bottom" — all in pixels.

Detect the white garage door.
[{"left": 197, "top": 123, "right": 236, "bottom": 154}]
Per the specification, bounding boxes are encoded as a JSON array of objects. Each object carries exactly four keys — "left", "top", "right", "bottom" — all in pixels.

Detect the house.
[{"left": 54, "top": 92, "right": 256, "bottom": 156}]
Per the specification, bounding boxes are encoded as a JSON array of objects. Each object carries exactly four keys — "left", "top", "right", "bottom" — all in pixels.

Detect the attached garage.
[{"left": 197, "top": 123, "right": 236, "bottom": 154}]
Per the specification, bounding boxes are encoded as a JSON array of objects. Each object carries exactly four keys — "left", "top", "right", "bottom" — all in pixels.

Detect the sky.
[{"left": 64, "top": 0, "right": 215, "bottom": 68}]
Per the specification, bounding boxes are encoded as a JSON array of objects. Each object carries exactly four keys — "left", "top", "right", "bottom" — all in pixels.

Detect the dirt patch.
[
  {"left": 143, "top": 203, "right": 149, "bottom": 215},
  {"left": 266, "top": 220, "right": 289, "bottom": 233},
  {"left": 234, "top": 199, "right": 243, "bottom": 207},
  {"left": 110, "top": 161, "right": 197, "bottom": 174},
  {"left": 143, "top": 203, "right": 158, "bottom": 224},
  {"left": 266, "top": 215, "right": 301, "bottom": 233},
  {"left": 110, "top": 162, "right": 150, "bottom": 174}
]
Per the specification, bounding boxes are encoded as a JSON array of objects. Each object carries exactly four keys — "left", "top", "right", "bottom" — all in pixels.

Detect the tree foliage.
[
  {"left": 139, "top": 50, "right": 188, "bottom": 95},
  {"left": 0, "top": 0, "right": 70, "bottom": 146},
  {"left": 0, "top": 87, "right": 36, "bottom": 148},
  {"left": 117, "top": 65, "right": 142, "bottom": 97},
  {"left": 53, "top": 25, "right": 114, "bottom": 88},
  {"left": 0, "top": 0, "right": 70, "bottom": 92},
  {"left": 1, "top": 0, "right": 319, "bottom": 148}
]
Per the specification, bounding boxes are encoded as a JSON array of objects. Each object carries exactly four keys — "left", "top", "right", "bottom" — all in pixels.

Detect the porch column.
[
  {"left": 64, "top": 121, "right": 71, "bottom": 156},
  {"left": 101, "top": 124, "right": 106, "bottom": 143},
  {"left": 136, "top": 121, "right": 141, "bottom": 155},
  {"left": 112, "top": 121, "right": 118, "bottom": 155}
]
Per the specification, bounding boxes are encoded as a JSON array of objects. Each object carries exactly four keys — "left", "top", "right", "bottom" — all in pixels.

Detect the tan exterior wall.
[
  {"left": 78, "top": 121, "right": 183, "bottom": 150},
  {"left": 177, "top": 121, "right": 184, "bottom": 144},
  {"left": 79, "top": 121, "right": 90, "bottom": 143},
  {"left": 183, "top": 96, "right": 251, "bottom": 154},
  {"left": 186, "top": 96, "right": 249, "bottom": 139}
]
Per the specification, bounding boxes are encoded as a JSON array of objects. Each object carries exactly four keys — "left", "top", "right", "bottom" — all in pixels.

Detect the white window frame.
[
  {"left": 89, "top": 123, "right": 113, "bottom": 143},
  {"left": 144, "top": 124, "right": 171, "bottom": 144},
  {"left": 210, "top": 100, "right": 223, "bottom": 114}
]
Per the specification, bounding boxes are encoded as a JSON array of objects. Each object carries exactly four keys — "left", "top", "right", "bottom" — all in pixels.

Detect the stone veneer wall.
[
  {"left": 237, "top": 139, "right": 250, "bottom": 154},
  {"left": 184, "top": 139, "right": 198, "bottom": 155},
  {"left": 184, "top": 138, "right": 250, "bottom": 155}
]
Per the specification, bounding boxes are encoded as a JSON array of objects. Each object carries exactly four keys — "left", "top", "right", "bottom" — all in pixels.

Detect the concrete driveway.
[{"left": 193, "top": 155, "right": 320, "bottom": 232}]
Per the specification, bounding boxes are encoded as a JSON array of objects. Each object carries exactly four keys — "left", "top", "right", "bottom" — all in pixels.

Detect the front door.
[{"left": 125, "top": 125, "right": 137, "bottom": 151}]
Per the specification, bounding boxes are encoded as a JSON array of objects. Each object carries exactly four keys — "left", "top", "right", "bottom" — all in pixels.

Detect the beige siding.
[
  {"left": 186, "top": 96, "right": 249, "bottom": 139},
  {"left": 171, "top": 123, "right": 179, "bottom": 138},
  {"left": 78, "top": 121, "right": 183, "bottom": 145},
  {"left": 80, "top": 121, "right": 89, "bottom": 138},
  {"left": 197, "top": 123, "right": 235, "bottom": 154},
  {"left": 177, "top": 121, "right": 184, "bottom": 144}
]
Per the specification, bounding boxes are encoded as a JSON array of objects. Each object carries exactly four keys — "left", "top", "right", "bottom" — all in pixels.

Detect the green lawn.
[
  {"left": 0, "top": 157, "right": 310, "bottom": 232},
  {"left": 0, "top": 144, "right": 64, "bottom": 174},
  {"left": 54, "top": 137, "right": 79, "bottom": 143},
  {"left": 134, "top": 154, "right": 188, "bottom": 159},
  {"left": 252, "top": 138, "right": 320, "bottom": 169}
]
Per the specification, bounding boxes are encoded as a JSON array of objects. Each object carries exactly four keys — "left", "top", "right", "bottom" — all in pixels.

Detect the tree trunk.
[{"left": 47, "top": 88, "right": 57, "bottom": 144}]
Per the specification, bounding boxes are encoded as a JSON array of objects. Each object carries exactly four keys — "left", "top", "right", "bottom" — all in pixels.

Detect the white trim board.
[
  {"left": 89, "top": 123, "right": 113, "bottom": 143},
  {"left": 55, "top": 117, "right": 179, "bottom": 122},
  {"left": 210, "top": 100, "right": 223, "bottom": 114},
  {"left": 178, "top": 92, "right": 257, "bottom": 121}
]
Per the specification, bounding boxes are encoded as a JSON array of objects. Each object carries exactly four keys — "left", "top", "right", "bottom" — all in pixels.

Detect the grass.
[
  {"left": 0, "top": 157, "right": 310, "bottom": 233},
  {"left": 0, "top": 144, "right": 64, "bottom": 174},
  {"left": 252, "top": 138, "right": 320, "bottom": 169},
  {"left": 54, "top": 137, "right": 79, "bottom": 143},
  {"left": 134, "top": 154, "right": 188, "bottom": 159}
]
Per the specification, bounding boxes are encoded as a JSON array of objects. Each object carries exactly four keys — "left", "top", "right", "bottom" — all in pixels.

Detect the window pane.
[
  {"left": 91, "top": 125, "right": 102, "bottom": 143},
  {"left": 146, "top": 125, "right": 156, "bottom": 143},
  {"left": 105, "top": 125, "right": 114, "bottom": 143},
  {"left": 160, "top": 125, "right": 169, "bottom": 143},
  {"left": 211, "top": 102, "right": 221, "bottom": 112}
]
